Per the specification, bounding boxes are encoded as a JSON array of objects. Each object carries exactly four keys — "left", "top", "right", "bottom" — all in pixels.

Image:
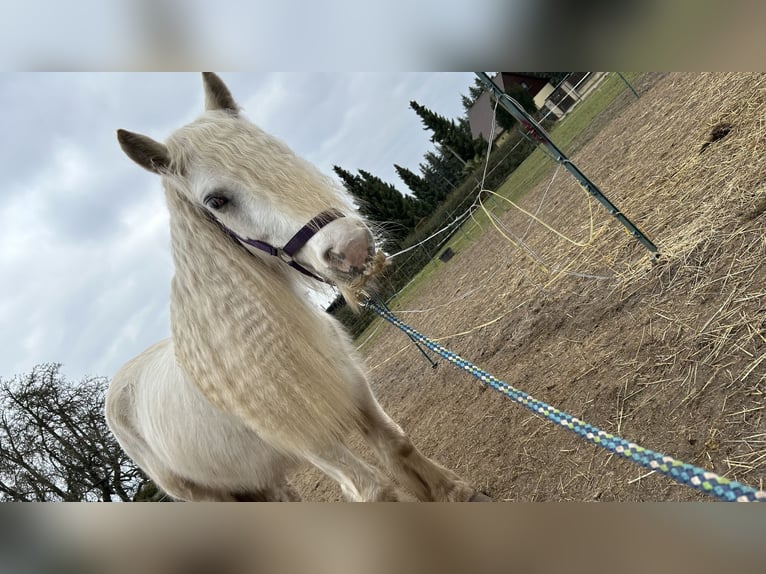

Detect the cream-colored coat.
[{"left": 105, "top": 73, "right": 488, "bottom": 501}]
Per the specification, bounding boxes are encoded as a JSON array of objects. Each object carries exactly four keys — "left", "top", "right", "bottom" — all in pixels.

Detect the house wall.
[
  {"left": 534, "top": 83, "right": 555, "bottom": 109},
  {"left": 499, "top": 73, "right": 549, "bottom": 98},
  {"left": 468, "top": 72, "right": 549, "bottom": 143},
  {"left": 467, "top": 90, "right": 500, "bottom": 142},
  {"left": 540, "top": 72, "right": 608, "bottom": 120},
  {"left": 469, "top": 73, "right": 605, "bottom": 143}
]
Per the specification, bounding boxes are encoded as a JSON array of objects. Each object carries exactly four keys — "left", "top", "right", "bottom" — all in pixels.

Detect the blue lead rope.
[{"left": 366, "top": 299, "right": 766, "bottom": 502}]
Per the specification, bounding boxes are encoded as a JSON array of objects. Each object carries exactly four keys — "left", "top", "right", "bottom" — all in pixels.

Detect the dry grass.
[
  {"left": 294, "top": 73, "right": 766, "bottom": 501},
  {"left": 362, "top": 73, "right": 766, "bottom": 501}
]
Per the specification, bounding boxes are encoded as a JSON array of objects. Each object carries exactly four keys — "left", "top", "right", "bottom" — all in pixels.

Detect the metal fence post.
[{"left": 474, "top": 72, "right": 659, "bottom": 258}]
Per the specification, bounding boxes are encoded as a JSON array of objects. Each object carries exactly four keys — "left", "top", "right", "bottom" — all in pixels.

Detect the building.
[
  {"left": 467, "top": 73, "right": 551, "bottom": 142},
  {"left": 468, "top": 72, "right": 609, "bottom": 142},
  {"left": 538, "top": 72, "right": 607, "bottom": 120}
]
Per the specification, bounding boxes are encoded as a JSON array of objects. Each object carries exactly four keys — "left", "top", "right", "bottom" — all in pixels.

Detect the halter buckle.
[{"left": 276, "top": 249, "right": 293, "bottom": 264}]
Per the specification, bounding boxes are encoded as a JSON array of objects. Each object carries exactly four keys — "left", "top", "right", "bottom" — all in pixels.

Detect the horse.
[{"left": 105, "top": 73, "right": 490, "bottom": 501}]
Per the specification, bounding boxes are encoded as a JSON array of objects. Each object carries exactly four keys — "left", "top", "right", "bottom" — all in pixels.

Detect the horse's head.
[{"left": 116, "top": 73, "right": 385, "bottom": 306}]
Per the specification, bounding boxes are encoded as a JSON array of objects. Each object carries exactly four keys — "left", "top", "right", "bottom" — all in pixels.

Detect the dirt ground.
[{"left": 295, "top": 73, "right": 766, "bottom": 501}]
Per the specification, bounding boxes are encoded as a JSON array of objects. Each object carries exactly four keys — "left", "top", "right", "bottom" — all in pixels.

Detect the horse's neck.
[
  {"left": 165, "top": 187, "right": 305, "bottom": 315},
  {"left": 162, "top": 186, "right": 361, "bottom": 448}
]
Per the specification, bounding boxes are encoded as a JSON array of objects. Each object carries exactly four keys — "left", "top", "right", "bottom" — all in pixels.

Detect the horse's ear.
[
  {"left": 202, "top": 72, "right": 239, "bottom": 114},
  {"left": 117, "top": 129, "right": 170, "bottom": 174}
]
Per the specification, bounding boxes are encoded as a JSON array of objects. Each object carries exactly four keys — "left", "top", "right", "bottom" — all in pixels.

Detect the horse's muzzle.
[{"left": 324, "top": 228, "right": 376, "bottom": 277}]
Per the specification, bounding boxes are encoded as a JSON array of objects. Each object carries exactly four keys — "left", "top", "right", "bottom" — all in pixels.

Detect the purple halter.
[{"left": 213, "top": 209, "right": 345, "bottom": 283}]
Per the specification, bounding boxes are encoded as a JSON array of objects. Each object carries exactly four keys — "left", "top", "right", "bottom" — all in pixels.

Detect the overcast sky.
[{"left": 0, "top": 72, "right": 477, "bottom": 381}]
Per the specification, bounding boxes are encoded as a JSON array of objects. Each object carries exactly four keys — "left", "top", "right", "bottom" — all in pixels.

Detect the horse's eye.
[{"left": 204, "top": 195, "right": 228, "bottom": 210}]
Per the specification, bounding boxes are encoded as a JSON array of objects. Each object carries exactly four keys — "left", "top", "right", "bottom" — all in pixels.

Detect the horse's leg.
[
  {"left": 154, "top": 471, "right": 302, "bottom": 502},
  {"left": 358, "top": 397, "right": 492, "bottom": 502},
  {"left": 276, "top": 481, "right": 303, "bottom": 501},
  {"left": 152, "top": 471, "right": 239, "bottom": 501},
  {"left": 232, "top": 481, "right": 302, "bottom": 502},
  {"left": 304, "top": 444, "right": 404, "bottom": 501}
]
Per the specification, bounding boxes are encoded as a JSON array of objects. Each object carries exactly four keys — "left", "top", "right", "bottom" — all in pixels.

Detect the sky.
[{"left": 0, "top": 72, "right": 477, "bottom": 381}]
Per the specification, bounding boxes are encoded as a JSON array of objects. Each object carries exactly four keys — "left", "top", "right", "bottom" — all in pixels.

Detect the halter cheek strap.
[
  {"left": 283, "top": 210, "right": 345, "bottom": 259},
  {"left": 214, "top": 209, "right": 345, "bottom": 283}
]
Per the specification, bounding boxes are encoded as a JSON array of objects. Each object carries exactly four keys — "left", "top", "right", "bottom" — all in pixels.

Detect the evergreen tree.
[
  {"left": 462, "top": 78, "right": 488, "bottom": 114},
  {"left": 468, "top": 79, "right": 485, "bottom": 102},
  {"left": 332, "top": 165, "right": 363, "bottom": 197},
  {"left": 508, "top": 84, "right": 538, "bottom": 113},
  {"left": 419, "top": 150, "right": 462, "bottom": 203},
  {"left": 409, "top": 100, "right": 453, "bottom": 144},
  {"left": 357, "top": 169, "right": 420, "bottom": 233},
  {"left": 461, "top": 94, "right": 474, "bottom": 115},
  {"left": 394, "top": 164, "right": 438, "bottom": 211},
  {"left": 492, "top": 84, "right": 539, "bottom": 131},
  {"left": 333, "top": 165, "right": 421, "bottom": 246},
  {"left": 410, "top": 100, "right": 484, "bottom": 164},
  {"left": 521, "top": 72, "right": 569, "bottom": 85}
]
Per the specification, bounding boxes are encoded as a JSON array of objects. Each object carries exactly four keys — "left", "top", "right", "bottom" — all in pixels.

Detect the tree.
[
  {"left": 461, "top": 77, "right": 488, "bottom": 114},
  {"left": 332, "top": 165, "right": 364, "bottom": 198},
  {"left": 422, "top": 146, "right": 464, "bottom": 183},
  {"left": 492, "top": 84, "right": 539, "bottom": 131},
  {"left": 521, "top": 72, "right": 569, "bottom": 85},
  {"left": 463, "top": 73, "right": 564, "bottom": 128},
  {"left": 357, "top": 169, "right": 422, "bottom": 236},
  {"left": 394, "top": 164, "right": 438, "bottom": 211},
  {"left": 461, "top": 93, "right": 475, "bottom": 115},
  {"left": 333, "top": 166, "right": 422, "bottom": 246},
  {"left": 418, "top": 149, "right": 463, "bottom": 201},
  {"left": 409, "top": 100, "right": 454, "bottom": 144},
  {"left": 0, "top": 363, "right": 150, "bottom": 501},
  {"left": 410, "top": 100, "right": 485, "bottom": 164}
]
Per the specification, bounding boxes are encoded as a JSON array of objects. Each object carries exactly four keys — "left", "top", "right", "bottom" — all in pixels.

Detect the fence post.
[
  {"left": 616, "top": 72, "right": 640, "bottom": 99},
  {"left": 474, "top": 72, "right": 659, "bottom": 258}
]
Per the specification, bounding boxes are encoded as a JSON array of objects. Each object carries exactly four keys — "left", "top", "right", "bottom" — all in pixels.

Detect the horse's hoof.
[{"left": 469, "top": 491, "right": 493, "bottom": 502}]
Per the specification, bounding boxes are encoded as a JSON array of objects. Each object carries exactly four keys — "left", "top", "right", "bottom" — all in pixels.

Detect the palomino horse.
[{"left": 106, "top": 73, "right": 489, "bottom": 501}]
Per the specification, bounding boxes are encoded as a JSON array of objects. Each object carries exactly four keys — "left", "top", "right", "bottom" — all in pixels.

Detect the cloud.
[
  {"left": 0, "top": 73, "right": 480, "bottom": 380},
  {"left": 232, "top": 72, "right": 476, "bottom": 189}
]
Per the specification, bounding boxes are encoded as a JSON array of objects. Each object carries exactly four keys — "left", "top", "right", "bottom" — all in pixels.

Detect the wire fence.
[
  {"left": 330, "top": 72, "right": 638, "bottom": 338},
  {"left": 331, "top": 123, "right": 542, "bottom": 336}
]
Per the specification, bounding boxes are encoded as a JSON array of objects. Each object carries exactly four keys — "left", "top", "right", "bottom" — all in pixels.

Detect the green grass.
[
  {"left": 355, "top": 73, "right": 642, "bottom": 345},
  {"left": 491, "top": 72, "right": 641, "bottom": 209},
  {"left": 431, "top": 74, "right": 642, "bottom": 257}
]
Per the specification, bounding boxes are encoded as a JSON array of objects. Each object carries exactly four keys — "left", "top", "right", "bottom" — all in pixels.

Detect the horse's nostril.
[{"left": 325, "top": 249, "right": 345, "bottom": 266}]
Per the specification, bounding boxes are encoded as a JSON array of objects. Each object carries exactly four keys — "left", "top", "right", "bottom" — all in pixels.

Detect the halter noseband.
[{"left": 213, "top": 209, "right": 345, "bottom": 283}]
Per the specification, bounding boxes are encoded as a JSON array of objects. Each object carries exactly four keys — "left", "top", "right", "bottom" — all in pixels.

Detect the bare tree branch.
[{"left": 0, "top": 364, "right": 149, "bottom": 502}]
